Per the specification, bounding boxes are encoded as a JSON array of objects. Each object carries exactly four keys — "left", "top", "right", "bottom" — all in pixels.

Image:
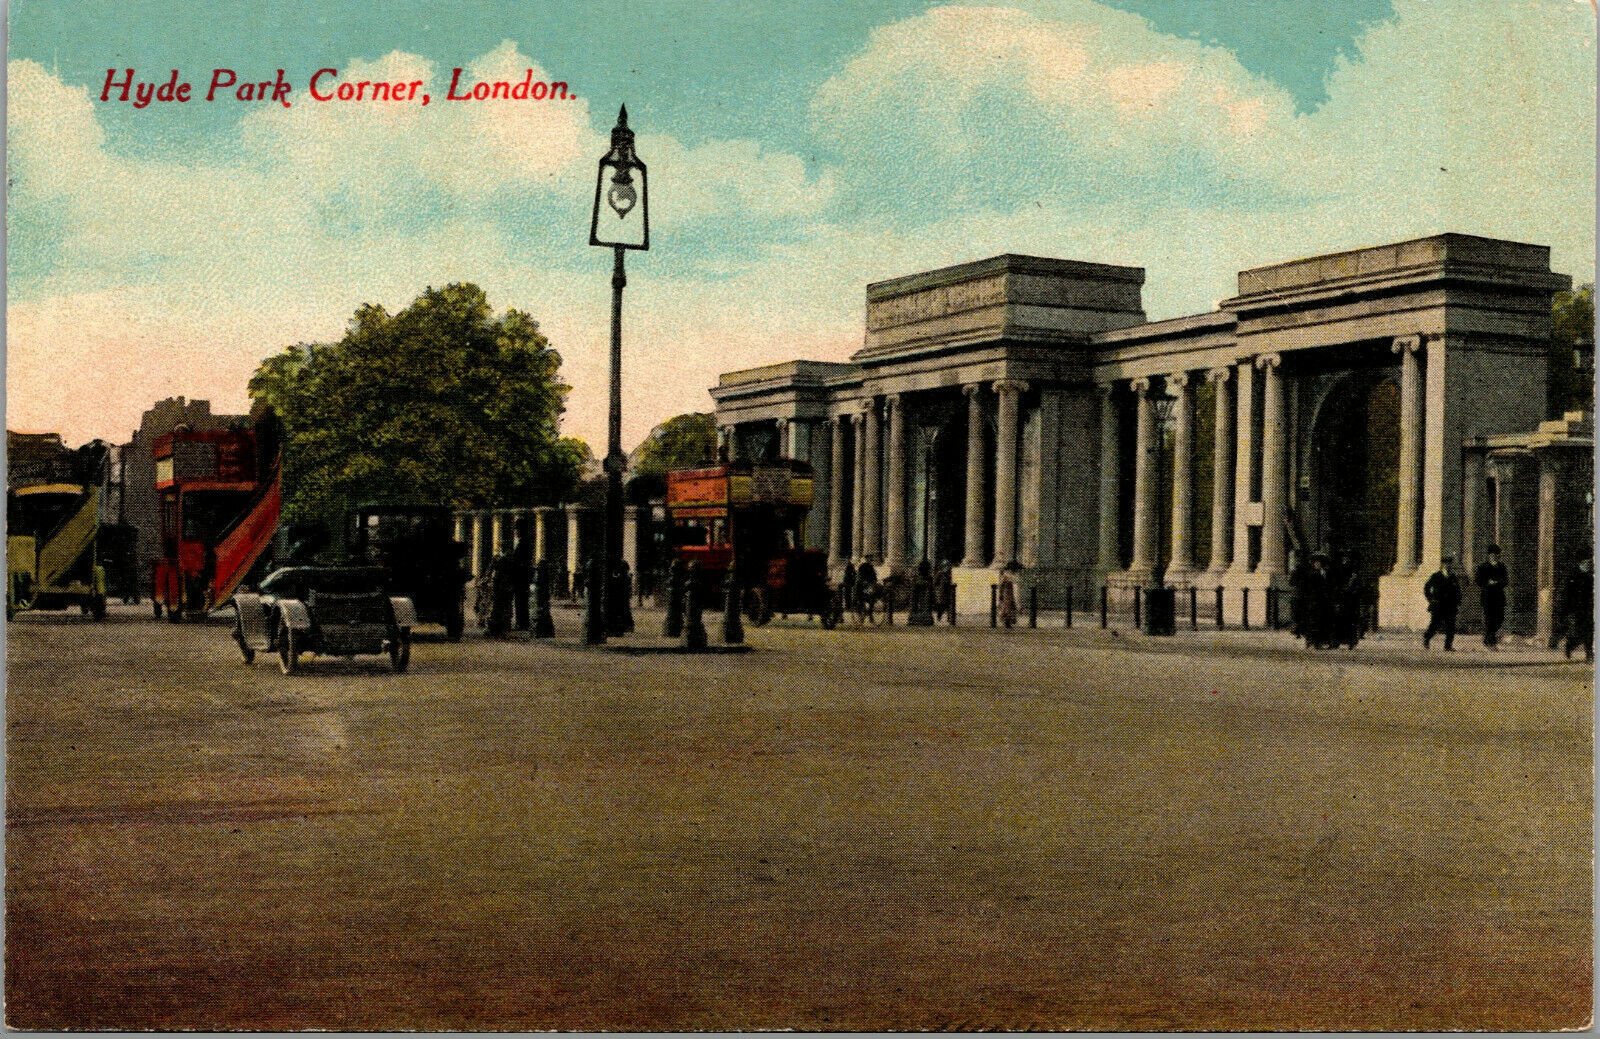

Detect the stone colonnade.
[
  {"left": 453, "top": 504, "right": 645, "bottom": 596},
  {"left": 1095, "top": 335, "right": 1447, "bottom": 626},
  {"left": 718, "top": 379, "right": 1037, "bottom": 575}
]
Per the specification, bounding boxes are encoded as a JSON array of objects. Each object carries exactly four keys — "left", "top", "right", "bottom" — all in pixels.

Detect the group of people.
[
  {"left": 1417, "top": 545, "right": 1591, "bottom": 660},
  {"left": 1290, "top": 550, "right": 1366, "bottom": 650}
]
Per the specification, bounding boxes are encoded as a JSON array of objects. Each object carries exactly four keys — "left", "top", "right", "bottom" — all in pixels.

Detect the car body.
[
  {"left": 232, "top": 566, "right": 415, "bottom": 674},
  {"left": 345, "top": 504, "right": 469, "bottom": 640}
]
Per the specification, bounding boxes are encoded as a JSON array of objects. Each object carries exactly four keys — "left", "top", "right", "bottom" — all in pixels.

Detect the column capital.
[
  {"left": 885, "top": 392, "right": 903, "bottom": 407},
  {"left": 1167, "top": 370, "right": 1191, "bottom": 390},
  {"left": 859, "top": 397, "right": 878, "bottom": 414},
  {"left": 1254, "top": 352, "right": 1282, "bottom": 370},
  {"left": 1130, "top": 376, "right": 1154, "bottom": 395},
  {"left": 992, "top": 378, "right": 1029, "bottom": 396},
  {"left": 1205, "top": 365, "right": 1232, "bottom": 385},
  {"left": 1096, "top": 381, "right": 1118, "bottom": 400},
  {"left": 1392, "top": 334, "right": 1422, "bottom": 355},
  {"left": 963, "top": 382, "right": 985, "bottom": 398}
]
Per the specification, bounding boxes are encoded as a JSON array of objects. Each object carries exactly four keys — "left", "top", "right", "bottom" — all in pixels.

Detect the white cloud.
[{"left": 7, "top": 2, "right": 1595, "bottom": 452}]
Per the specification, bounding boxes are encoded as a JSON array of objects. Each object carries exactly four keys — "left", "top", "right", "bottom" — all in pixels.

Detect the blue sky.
[{"left": 7, "top": 0, "right": 1594, "bottom": 448}]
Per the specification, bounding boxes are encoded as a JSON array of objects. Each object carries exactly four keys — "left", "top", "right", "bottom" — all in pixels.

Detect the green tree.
[
  {"left": 1549, "top": 283, "right": 1594, "bottom": 418},
  {"left": 248, "top": 283, "right": 582, "bottom": 531},
  {"left": 627, "top": 413, "right": 718, "bottom": 502}
]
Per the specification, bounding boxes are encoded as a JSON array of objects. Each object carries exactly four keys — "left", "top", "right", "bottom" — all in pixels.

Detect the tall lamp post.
[
  {"left": 1146, "top": 394, "right": 1177, "bottom": 634},
  {"left": 590, "top": 106, "right": 649, "bottom": 640}
]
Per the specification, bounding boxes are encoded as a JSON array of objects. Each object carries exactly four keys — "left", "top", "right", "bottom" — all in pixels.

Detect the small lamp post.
[{"left": 590, "top": 106, "right": 649, "bottom": 639}]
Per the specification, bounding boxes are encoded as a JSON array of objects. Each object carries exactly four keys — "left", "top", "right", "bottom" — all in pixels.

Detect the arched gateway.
[{"left": 709, "top": 235, "right": 1583, "bottom": 631}]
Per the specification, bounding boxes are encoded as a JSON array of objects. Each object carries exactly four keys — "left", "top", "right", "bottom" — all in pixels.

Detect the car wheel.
[
  {"left": 390, "top": 628, "right": 411, "bottom": 673},
  {"left": 90, "top": 595, "right": 107, "bottom": 621},
  {"left": 278, "top": 624, "right": 299, "bottom": 674}
]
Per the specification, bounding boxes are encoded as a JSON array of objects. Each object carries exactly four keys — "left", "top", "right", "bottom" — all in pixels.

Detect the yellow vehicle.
[{"left": 7, "top": 483, "right": 107, "bottom": 621}]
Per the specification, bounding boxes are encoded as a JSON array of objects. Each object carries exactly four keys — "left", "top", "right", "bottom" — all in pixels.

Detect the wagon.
[{"left": 232, "top": 566, "right": 415, "bottom": 674}]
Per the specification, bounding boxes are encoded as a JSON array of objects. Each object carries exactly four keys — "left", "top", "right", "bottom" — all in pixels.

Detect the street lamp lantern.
[
  {"left": 587, "top": 106, "right": 650, "bottom": 642},
  {"left": 590, "top": 106, "right": 649, "bottom": 251}
]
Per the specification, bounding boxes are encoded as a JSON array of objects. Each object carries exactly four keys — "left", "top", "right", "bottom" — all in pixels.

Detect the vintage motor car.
[{"left": 232, "top": 566, "right": 415, "bottom": 674}]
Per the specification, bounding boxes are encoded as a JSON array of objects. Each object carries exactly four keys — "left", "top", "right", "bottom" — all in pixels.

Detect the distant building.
[{"left": 119, "top": 397, "right": 247, "bottom": 585}]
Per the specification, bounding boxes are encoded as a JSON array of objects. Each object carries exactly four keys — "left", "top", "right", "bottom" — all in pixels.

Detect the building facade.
[{"left": 709, "top": 234, "right": 1587, "bottom": 633}]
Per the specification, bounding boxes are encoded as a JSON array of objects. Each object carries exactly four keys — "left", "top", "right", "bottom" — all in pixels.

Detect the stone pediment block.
[{"left": 858, "top": 254, "right": 1145, "bottom": 363}]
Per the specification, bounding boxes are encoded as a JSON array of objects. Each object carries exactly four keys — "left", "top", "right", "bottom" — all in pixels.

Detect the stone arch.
[{"left": 1300, "top": 368, "right": 1400, "bottom": 587}]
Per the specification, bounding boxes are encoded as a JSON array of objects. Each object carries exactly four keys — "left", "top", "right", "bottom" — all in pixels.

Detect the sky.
[{"left": 6, "top": 0, "right": 1595, "bottom": 451}]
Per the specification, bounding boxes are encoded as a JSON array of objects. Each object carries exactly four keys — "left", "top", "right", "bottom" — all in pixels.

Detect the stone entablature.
[
  {"left": 707, "top": 234, "right": 1577, "bottom": 630},
  {"left": 861, "top": 254, "right": 1145, "bottom": 359}
]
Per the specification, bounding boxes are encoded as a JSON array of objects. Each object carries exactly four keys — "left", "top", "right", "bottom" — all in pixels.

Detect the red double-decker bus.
[
  {"left": 150, "top": 415, "right": 282, "bottom": 621},
  {"left": 665, "top": 459, "right": 836, "bottom": 626}
]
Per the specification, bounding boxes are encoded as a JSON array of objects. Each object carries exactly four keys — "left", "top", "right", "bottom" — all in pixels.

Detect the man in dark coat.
[
  {"left": 1474, "top": 544, "right": 1508, "bottom": 648},
  {"left": 1422, "top": 556, "right": 1462, "bottom": 651},
  {"left": 1332, "top": 549, "right": 1363, "bottom": 649},
  {"left": 1301, "top": 554, "right": 1334, "bottom": 649},
  {"left": 1563, "top": 556, "right": 1593, "bottom": 662},
  {"left": 509, "top": 535, "right": 533, "bottom": 632}
]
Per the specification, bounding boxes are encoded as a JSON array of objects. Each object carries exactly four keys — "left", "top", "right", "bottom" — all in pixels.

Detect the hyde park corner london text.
[{"left": 98, "top": 67, "right": 574, "bottom": 109}]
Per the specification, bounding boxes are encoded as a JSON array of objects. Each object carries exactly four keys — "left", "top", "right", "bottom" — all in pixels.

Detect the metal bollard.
[
  {"left": 1065, "top": 587, "right": 1073, "bottom": 629},
  {"left": 1100, "top": 585, "right": 1109, "bottom": 629},
  {"left": 1028, "top": 586, "right": 1038, "bottom": 628},
  {"left": 1215, "top": 586, "right": 1225, "bottom": 630},
  {"left": 990, "top": 585, "right": 998, "bottom": 628},
  {"left": 1241, "top": 587, "right": 1250, "bottom": 631},
  {"left": 949, "top": 583, "right": 958, "bottom": 626},
  {"left": 1189, "top": 586, "right": 1198, "bottom": 631},
  {"left": 1133, "top": 587, "right": 1142, "bottom": 629}
]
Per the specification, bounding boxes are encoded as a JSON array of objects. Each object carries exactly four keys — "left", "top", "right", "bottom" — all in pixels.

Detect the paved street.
[{"left": 5, "top": 606, "right": 1592, "bottom": 1030}]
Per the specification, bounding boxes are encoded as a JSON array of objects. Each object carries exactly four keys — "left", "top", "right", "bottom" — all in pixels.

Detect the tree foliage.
[
  {"left": 632, "top": 413, "right": 718, "bottom": 476},
  {"left": 626, "top": 412, "right": 717, "bottom": 502},
  {"left": 1549, "top": 283, "right": 1594, "bottom": 418},
  {"left": 248, "top": 283, "right": 585, "bottom": 530}
]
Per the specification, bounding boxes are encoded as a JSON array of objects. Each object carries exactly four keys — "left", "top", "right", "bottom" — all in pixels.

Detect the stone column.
[
  {"left": 1257, "top": 353, "right": 1288, "bottom": 575},
  {"left": 991, "top": 380, "right": 1027, "bottom": 568},
  {"left": 1491, "top": 458, "right": 1515, "bottom": 561},
  {"left": 963, "top": 384, "right": 988, "bottom": 568},
  {"left": 851, "top": 413, "right": 867, "bottom": 561},
  {"left": 534, "top": 507, "right": 550, "bottom": 564},
  {"left": 827, "top": 417, "right": 846, "bottom": 569},
  {"left": 1419, "top": 334, "right": 1449, "bottom": 571},
  {"left": 622, "top": 505, "right": 640, "bottom": 575},
  {"left": 1391, "top": 335, "right": 1423, "bottom": 575},
  {"left": 1461, "top": 449, "right": 1485, "bottom": 575},
  {"left": 1128, "top": 378, "right": 1159, "bottom": 577},
  {"left": 861, "top": 399, "right": 882, "bottom": 563},
  {"left": 1535, "top": 451, "right": 1564, "bottom": 646},
  {"left": 1229, "top": 359, "right": 1257, "bottom": 573},
  {"left": 566, "top": 507, "right": 583, "bottom": 587},
  {"left": 884, "top": 394, "right": 908, "bottom": 571},
  {"left": 1096, "top": 384, "right": 1122, "bottom": 573},
  {"left": 454, "top": 512, "right": 469, "bottom": 549},
  {"left": 776, "top": 418, "right": 792, "bottom": 459},
  {"left": 1205, "top": 367, "right": 1235, "bottom": 574},
  {"left": 1167, "top": 371, "right": 1197, "bottom": 581}
]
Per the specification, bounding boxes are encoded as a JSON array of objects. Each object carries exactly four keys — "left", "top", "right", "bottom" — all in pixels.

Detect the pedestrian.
[
  {"left": 857, "top": 556, "right": 879, "bottom": 622},
  {"left": 933, "top": 559, "right": 953, "bottom": 622},
  {"left": 1287, "top": 549, "right": 1309, "bottom": 638},
  {"left": 1474, "top": 544, "right": 1508, "bottom": 648},
  {"left": 1562, "top": 556, "right": 1593, "bottom": 662},
  {"left": 510, "top": 535, "right": 532, "bottom": 632},
  {"left": 1422, "top": 556, "right": 1462, "bottom": 651},
  {"left": 486, "top": 553, "right": 513, "bottom": 638},
  {"left": 841, "top": 560, "right": 858, "bottom": 613},
  {"left": 1299, "top": 554, "right": 1334, "bottom": 648},
  {"left": 613, "top": 560, "right": 635, "bottom": 635},
  {"left": 1332, "top": 549, "right": 1362, "bottom": 649},
  {"left": 998, "top": 562, "right": 1019, "bottom": 629}
]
